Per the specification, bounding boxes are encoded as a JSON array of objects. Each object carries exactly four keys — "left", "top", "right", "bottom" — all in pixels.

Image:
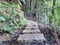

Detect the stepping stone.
[
  {"left": 27, "top": 20, "right": 38, "bottom": 27},
  {"left": 23, "top": 29, "right": 40, "bottom": 34},
  {"left": 26, "top": 26, "right": 38, "bottom": 29},
  {"left": 26, "top": 22, "right": 38, "bottom": 28},
  {"left": 17, "top": 34, "right": 46, "bottom": 45},
  {"left": 18, "top": 34, "right": 45, "bottom": 41}
]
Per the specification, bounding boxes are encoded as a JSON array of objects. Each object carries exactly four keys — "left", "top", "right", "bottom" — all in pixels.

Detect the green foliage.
[
  {"left": 0, "top": 16, "right": 6, "bottom": 21},
  {"left": 0, "top": 2, "right": 27, "bottom": 34},
  {"left": 54, "top": 0, "right": 60, "bottom": 34}
]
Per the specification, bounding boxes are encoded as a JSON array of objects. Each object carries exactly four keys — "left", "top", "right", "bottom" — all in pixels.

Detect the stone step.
[
  {"left": 26, "top": 26, "right": 36, "bottom": 28},
  {"left": 23, "top": 29, "right": 40, "bottom": 34},
  {"left": 26, "top": 20, "right": 38, "bottom": 28},
  {"left": 18, "top": 34, "right": 45, "bottom": 41}
]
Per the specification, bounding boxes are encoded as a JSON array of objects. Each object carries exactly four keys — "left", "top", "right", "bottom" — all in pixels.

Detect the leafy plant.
[{"left": 0, "top": 2, "right": 27, "bottom": 34}]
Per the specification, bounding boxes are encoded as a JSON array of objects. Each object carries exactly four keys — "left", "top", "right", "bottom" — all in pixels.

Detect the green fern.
[{"left": 0, "top": 2, "right": 27, "bottom": 34}]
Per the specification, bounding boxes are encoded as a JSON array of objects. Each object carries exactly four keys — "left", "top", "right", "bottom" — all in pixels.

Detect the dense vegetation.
[
  {"left": 0, "top": 0, "right": 60, "bottom": 38},
  {"left": 0, "top": 0, "right": 60, "bottom": 45},
  {"left": 0, "top": 2, "right": 27, "bottom": 34}
]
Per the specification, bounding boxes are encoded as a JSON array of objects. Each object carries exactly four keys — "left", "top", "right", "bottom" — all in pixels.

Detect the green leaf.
[{"left": 0, "top": 16, "right": 6, "bottom": 21}]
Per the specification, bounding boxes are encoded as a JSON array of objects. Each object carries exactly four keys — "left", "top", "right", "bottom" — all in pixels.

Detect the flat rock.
[
  {"left": 23, "top": 29, "right": 40, "bottom": 33},
  {"left": 26, "top": 20, "right": 38, "bottom": 28},
  {"left": 18, "top": 34, "right": 45, "bottom": 41}
]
